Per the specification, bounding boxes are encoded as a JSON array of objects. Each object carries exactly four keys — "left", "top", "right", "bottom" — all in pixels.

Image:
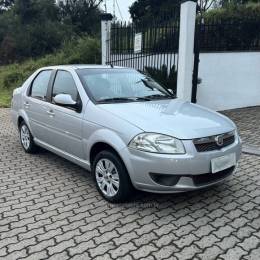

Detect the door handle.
[
  {"left": 46, "top": 110, "right": 55, "bottom": 117},
  {"left": 24, "top": 102, "right": 30, "bottom": 108}
]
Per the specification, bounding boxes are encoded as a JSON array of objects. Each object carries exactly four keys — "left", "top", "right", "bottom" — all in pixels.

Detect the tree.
[
  {"left": 13, "top": 0, "right": 59, "bottom": 24},
  {"left": 129, "top": 0, "right": 182, "bottom": 24},
  {"left": 0, "top": 0, "right": 74, "bottom": 63},
  {"left": 0, "top": 34, "right": 16, "bottom": 64},
  {"left": 58, "top": 0, "right": 103, "bottom": 35},
  {"left": 0, "top": 0, "right": 103, "bottom": 64},
  {"left": 129, "top": 0, "right": 225, "bottom": 22},
  {"left": 198, "top": 0, "right": 217, "bottom": 13},
  {"left": 0, "top": 0, "right": 14, "bottom": 13}
]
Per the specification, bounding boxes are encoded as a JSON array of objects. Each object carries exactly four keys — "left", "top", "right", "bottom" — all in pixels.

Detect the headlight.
[{"left": 128, "top": 133, "right": 185, "bottom": 154}]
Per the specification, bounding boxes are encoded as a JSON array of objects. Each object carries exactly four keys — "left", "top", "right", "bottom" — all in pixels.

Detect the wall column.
[
  {"left": 101, "top": 13, "right": 113, "bottom": 65},
  {"left": 177, "top": 1, "right": 197, "bottom": 101}
]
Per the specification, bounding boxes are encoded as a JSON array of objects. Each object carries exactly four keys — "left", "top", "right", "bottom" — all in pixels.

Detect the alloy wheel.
[
  {"left": 20, "top": 125, "right": 30, "bottom": 150},
  {"left": 95, "top": 159, "right": 120, "bottom": 197}
]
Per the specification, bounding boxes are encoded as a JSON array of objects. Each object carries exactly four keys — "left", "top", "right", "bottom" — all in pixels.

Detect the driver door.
[{"left": 45, "top": 70, "right": 84, "bottom": 159}]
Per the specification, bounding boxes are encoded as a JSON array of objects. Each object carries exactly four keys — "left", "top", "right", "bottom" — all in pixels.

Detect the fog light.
[{"left": 149, "top": 173, "right": 180, "bottom": 186}]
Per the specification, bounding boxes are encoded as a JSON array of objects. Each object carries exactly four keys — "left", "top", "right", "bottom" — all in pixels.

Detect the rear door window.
[{"left": 30, "top": 70, "right": 52, "bottom": 101}]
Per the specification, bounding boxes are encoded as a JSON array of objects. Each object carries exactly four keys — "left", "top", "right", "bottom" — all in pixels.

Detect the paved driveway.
[
  {"left": 0, "top": 108, "right": 260, "bottom": 260},
  {"left": 223, "top": 106, "right": 260, "bottom": 147}
]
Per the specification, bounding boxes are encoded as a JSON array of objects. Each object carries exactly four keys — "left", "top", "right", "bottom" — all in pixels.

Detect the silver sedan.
[{"left": 11, "top": 65, "right": 242, "bottom": 202}]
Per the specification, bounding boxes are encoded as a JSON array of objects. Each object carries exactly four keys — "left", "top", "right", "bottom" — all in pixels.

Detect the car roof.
[{"left": 40, "top": 64, "right": 127, "bottom": 70}]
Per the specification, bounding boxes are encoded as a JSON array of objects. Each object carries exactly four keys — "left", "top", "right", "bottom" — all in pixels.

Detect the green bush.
[
  {"left": 203, "top": 3, "right": 260, "bottom": 21},
  {"left": 145, "top": 64, "right": 177, "bottom": 94},
  {"left": 3, "top": 71, "right": 23, "bottom": 89}
]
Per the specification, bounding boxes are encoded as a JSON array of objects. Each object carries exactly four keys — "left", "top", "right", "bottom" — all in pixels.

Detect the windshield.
[{"left": 77, "top": 68, "right": 174, "bottom": 103}]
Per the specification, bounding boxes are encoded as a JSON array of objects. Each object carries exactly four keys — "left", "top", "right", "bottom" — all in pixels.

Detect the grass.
[
  {"left": 0, "top": 88, "right": 12, "bottom": 108},
  {"left": 0, "top": 36, "right": 101, "bottom": 107}
]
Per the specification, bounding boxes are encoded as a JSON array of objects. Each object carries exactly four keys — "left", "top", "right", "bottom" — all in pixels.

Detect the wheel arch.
[
  {"left": 18, "top": 116, "right": 24, "bottom": 128},
  {"left": 90, "top": 142, "right": 124, "bottom": 167},
  {"left": 17, "top": 109, "right": 33, "bottom": 135}
]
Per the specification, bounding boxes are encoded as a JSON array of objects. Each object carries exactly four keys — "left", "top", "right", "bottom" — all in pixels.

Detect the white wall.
[{"left": 197, "top": 52, "right": 260, "bottom": 111}]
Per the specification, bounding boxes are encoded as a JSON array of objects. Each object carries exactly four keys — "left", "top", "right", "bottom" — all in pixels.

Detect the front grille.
[
  {"left": 194, "top": 132, "right": 235, "bottom": 152},
  {"left": 192, "top": 166, "right": 235, "bottom": 186}
]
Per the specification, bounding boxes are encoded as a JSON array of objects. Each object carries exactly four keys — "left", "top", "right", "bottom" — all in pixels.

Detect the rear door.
[
  {"left": 24, "top": 69, "right": 54, "bottom": 143},
  {"left": 45, "top": 70, "right": 84, "bottom": 159}
]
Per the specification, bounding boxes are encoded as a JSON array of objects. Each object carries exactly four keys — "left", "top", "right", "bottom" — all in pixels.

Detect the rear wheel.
[
  {"left": 92, "top": 150, "right": 134, "bottom": 203},
  {"left": 19, "top": 121, "right": 38, "bottom": 153}
]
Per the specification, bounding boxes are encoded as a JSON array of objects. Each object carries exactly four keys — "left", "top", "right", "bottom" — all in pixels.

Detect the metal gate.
[
  {"left": 192, "top": 15, "right": 202, "bottom": 103},
  {"left": 105, "top": 6, "right": 182, "bottom": 94}
]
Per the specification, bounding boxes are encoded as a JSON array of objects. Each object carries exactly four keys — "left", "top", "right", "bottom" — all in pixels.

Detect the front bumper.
[{"left": 121, "top": 135, "right": 242, "bottom": 193}]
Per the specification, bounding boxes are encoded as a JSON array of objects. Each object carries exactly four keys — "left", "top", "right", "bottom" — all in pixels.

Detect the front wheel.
[
  {"left": 19, "top": 121, "right": 38, "bottom": 153},
  {"left": 92, "top": 150, "right": 134, "bottom": 203}
]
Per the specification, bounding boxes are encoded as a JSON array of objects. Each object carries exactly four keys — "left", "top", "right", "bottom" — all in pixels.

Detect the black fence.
[
  {"left": 108, "top": 20, "right": 180, "bottom": 70},
  {"left": 108, "top": 17, "right": 260, "bottom": 57},
  {"left": 199, "top": 18, "right": 260, "bottom": 52},
  {"left": 106, "top": 7, "right": 181, "bottom": 93}
]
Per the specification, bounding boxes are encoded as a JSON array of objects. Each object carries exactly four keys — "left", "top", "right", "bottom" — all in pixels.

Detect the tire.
[
  {"left": 92, "top": 150, "right": 134, "bottom": 203},
  {"left": 19, "top": 121, "right": 38, "bottom": 153}
]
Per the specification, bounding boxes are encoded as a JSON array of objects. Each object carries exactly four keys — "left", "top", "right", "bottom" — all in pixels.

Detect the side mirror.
[{"left": 54, "top": 94, "right": 77, "bottom": 106}]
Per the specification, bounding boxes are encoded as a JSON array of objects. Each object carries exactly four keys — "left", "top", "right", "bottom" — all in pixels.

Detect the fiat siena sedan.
[{"left": 11, "top": 65, "right": 242, "bottom": 202}]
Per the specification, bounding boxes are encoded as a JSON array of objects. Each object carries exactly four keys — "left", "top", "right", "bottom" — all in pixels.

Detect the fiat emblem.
[{"left": 215, "top": 135, "right": 224, "bottom": 146}]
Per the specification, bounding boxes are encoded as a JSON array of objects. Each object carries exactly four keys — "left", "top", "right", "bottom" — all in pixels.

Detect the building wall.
[{"left": 197, "top": 52, "right": 260, "bottom": 111}]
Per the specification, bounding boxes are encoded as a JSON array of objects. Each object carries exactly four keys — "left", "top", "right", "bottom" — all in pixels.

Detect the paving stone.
[
  {"left": 110, "top": 242, "right": 137, "bottom": 259},
  {"left": 194, "top": 234, "right": 220, "bottom": 249},
  {"left": 237, "top": 236, "right": 259, "bottom": 252},
  {"left": 197, "top": 245, "right": 223, "bottom": 260},
  {"left": 175, "top": 245, "right": 202, "bottom": 260},
  {"left": 48, "top": 239, "right": 75, "bottom": 255},
  {"left": 113, "top": 231, "right": 139, "bottom": 246},
  {"left": 219, "top": 246, "right": 247, "bottom": 260},
  {"left": 131, "top": 245, "right": 157, "bottom": 259},
  {"left": 21, "top": 250, "right": 48, "bottom": 260},
  {"left": 68, "top": 241, "right": 95, "bottom": 256},
  {"left": 174, "top": 234, "right": 198, "bottom": 249},
  {"left": 216, "top": 235, "right": 240, "bottom": 251},
  {"left": 48, "top": 251, "right": 71, "bottom": 260},
  {"left": 244, "top": 247, "right": 260, "bottom": 260},
  {"left": 154, "top": 233, "right": 179, "bottom": 247},
  {"left": 152, "top": 245, "right": 179, "bottom": 260},
  {"left": 7, "top": 238, "right": 37, "bottom": 253},
  {"left": 213, "top": 225, "right": 235, "bottom": 239},
  {"left": 70, "top": 252, "right": 91, "bottom": 260},
  {"left": 89, "top": 241, "right": 115, "bottom": 258}
]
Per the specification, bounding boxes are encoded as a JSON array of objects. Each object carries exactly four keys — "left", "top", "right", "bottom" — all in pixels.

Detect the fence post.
[
  {"left": 101, "top": 13, "right": 113, "bottom": 65},
  {"left": 177, "top": 1, "right": 197, "bottom": 101}
]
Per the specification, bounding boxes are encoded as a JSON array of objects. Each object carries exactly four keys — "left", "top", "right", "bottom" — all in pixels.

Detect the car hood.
[{"left": 99, "top": 99, "right": 236, "bottom": 139}]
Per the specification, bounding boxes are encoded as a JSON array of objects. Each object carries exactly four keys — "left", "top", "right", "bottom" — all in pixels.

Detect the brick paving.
[
  {"left": 0, "top": 108, "right": 260, "bottom": 260},
  {"left": 223, "top": 106, "right": 260, "bottom": 147}
]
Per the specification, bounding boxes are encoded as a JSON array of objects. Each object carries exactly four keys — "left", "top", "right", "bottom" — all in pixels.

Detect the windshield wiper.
[
  {"left": 98, "top": 97, "right": 151, "bottom": 103},
  {"left": 98, "top": 97, "right": 136, "bottom": 103},
  {"left": 135, "top": 97, "right": 151, "bottom": 101},
  {"left": 144, "top": 94, "right": 174, "bottom": 100}
]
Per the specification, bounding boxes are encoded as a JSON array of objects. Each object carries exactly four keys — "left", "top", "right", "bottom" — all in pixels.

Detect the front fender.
[
  {"left": 85, "top": 128, "right": 138, "bottom": 182},
  {"left": 86, "top": 128, "right": 128, "bottom": 160}
]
